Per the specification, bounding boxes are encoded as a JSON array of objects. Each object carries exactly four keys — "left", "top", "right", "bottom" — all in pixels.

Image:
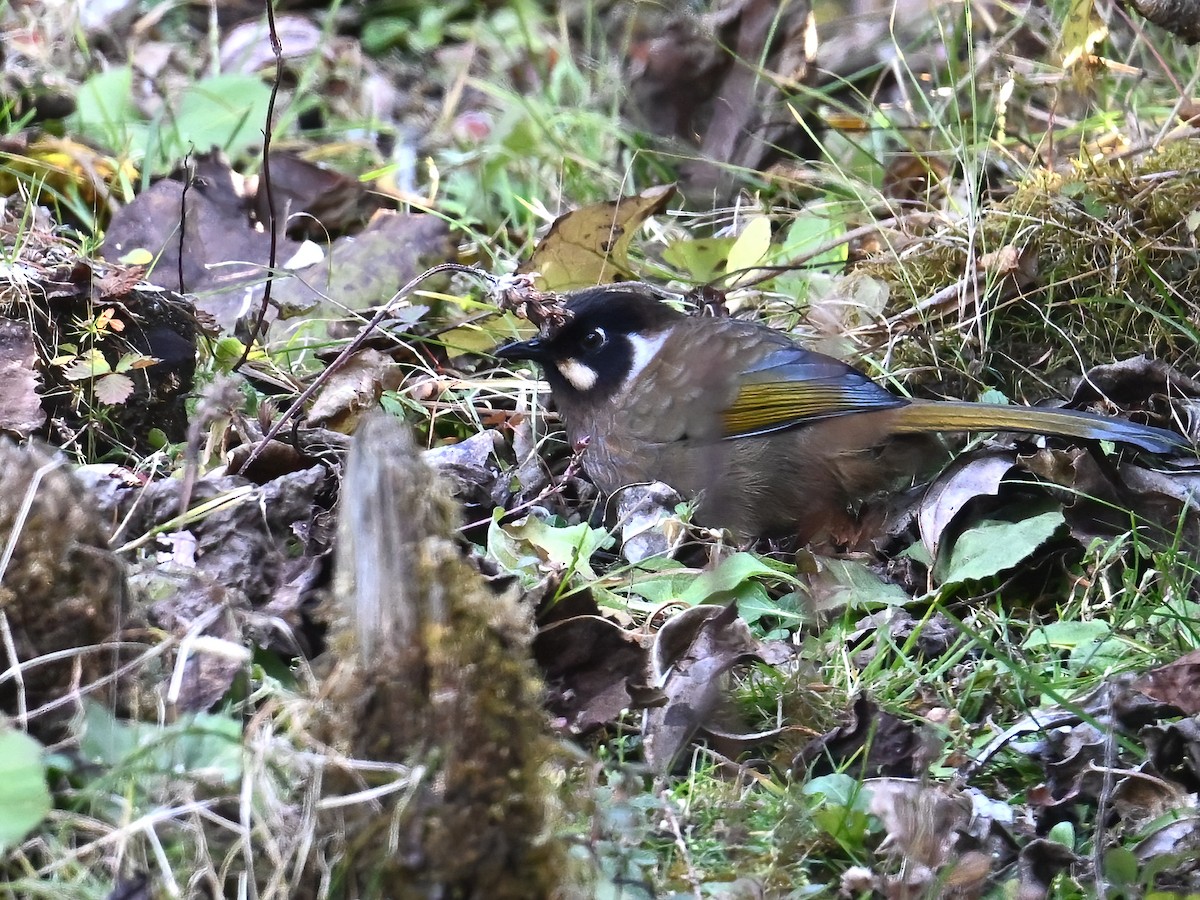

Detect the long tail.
[{"left": 889, "top": 400, "right": 1191, "bottom": 454}]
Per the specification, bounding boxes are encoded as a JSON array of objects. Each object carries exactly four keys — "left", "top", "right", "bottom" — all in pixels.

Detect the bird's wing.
[{"left": 722, "top": 346, "right": 908, "bottom": 439}]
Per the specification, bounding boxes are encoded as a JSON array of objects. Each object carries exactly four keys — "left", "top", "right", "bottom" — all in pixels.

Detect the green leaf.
[
  {"left": 171, "top": 75, "right": 272, "bottom": 159},
  {"left": 487, "top": 511, "right": 613, "bottom": 585},
  {"left": 775, "top": 211, "right": 846, "bottom": 269},
  {"left": 61, "top": 349, "right": 112, "bottom": 380},
  {"left": 802, "top": 774, "right": 875, "bottom": 846},
  {"left": 1023, "top": 620, "right": 1111, "bottom": 651},
  {"left": 0, "top": 729, "right": 51, "bottom": 852},
  {"left": 977, "top": 388, "right": 1011, "bottom": 406},
  {"left": 625, "top": 553, "right": 797, "bottom": 620},
  {"left": 661, "top": 237, "right": 736, "bottom": 283},
  {"left": 114, "top": 351, "right": 152, "bottom": 373},
  {"left": 1047, "top": 819, "right": 1076, "bottom": 850},
  {"left": 119, "top": 248, "right": 155, "bottom": 266},
  {"left": 70, "top": 66, "right": 147, "bottom": 152},
  {"left": 935, "top": 509, "right": 1066, "bottom": 585},
  {"left": 626, "top": 565, "right": 694, "bottom": 607},
  {"left": 213, "top": 336, "right": 248, "bottom": 371},
  {"left": 1103, "top": 845, "right": 1138, "bottom": 887},
  {"left": 898, "top": 540, "right": 933, "bottom": 566},
  {"left": 802, "top": 773, "right": 866, "bottom": 807},
  {"left": 806, "top": 557, "right": 910, "bottom": 612},
  {"left": 737, "top": 589, "right": 806, "bottom": 628},
  {"left": 1025, "top": 621, "right": 1128, "bottom": 675},
  {"left": 79, "top": 702, "right": 242, "bottom": 784},
  {"left": 679, "top": 552, "right": 784, "bottom": 605},
  {"left": 1099, "top": 849, "right": 1137, "bottom": 892},
  {"left": 360, "top": 16, "right": 410, "bottom": 54}
]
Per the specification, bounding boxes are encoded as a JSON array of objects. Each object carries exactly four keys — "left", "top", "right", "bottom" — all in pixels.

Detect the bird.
[{"left": 495, "top": 284, "right": 1191, "bottom": 541}]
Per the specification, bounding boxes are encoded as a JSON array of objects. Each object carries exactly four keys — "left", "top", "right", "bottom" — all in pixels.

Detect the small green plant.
[{"left": 50, "top": 307, "right": 157, "bottom": 408}]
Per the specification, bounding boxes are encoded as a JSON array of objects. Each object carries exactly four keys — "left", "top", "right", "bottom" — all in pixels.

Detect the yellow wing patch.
[{"left": 722, "top": 378, "right": 907, "bottom": 438}]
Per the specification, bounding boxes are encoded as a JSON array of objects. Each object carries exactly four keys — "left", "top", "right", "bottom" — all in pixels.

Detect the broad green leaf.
[
  {"left": 79, "top": 702, "right": 242, "bottom": 784},
  {"left": 70, "top": 66, "right": 147, "bottom": 152},
  {"left": 61, "top": 349, "right": 112, "bottom": 380},
  {"left": 626, "top": 568, "right": 694, "bottom": 607},
  {"left": 0, "top": 729, "right": 51, "bottom": 852},
  {"left": 1103, "top": 846, "right": 1138, "bottom": 887},
  {"left": 679, "top": 552, "right": 784, "bottom": 605},
  {"left": 802, "top": 774, "right": 875, "bottom": 846},
  {"left": 487, "top": 509, "right": 544, "bottom": 580},
  {"left": 802, "top": 773, "right": 865, "bottom": 807},
  {"left": 1025, "top": 621, "right": 1127, "bottom": 675},
  {"left": 978, "top": 388, "right": 1011, "bottom": 406},
  {"left": 213, "top": 336, "right": 249, "bottom": 371},
  {"left": 115, "top": 352, "right": 156, "bottom": 373},
  {"left": 1023, "top": 620, "right": 1111, "bottom": 651},
  {"left": 661, "top": 237, "right": 736, "bottom": 283},
  {"left": 487, "top": 510, "right": 613, "bottom": 584},
  {"left": 935, "top": 510, "right": 1066, "bottom": 585},
  {"left": 1070, "top": 636, "right": 1129, "bottom": 674},
  {"left": 626, "top": 553, "right": 795, "bottom": 621},
  {"left": 736, "top": 588, "right": 806, "bottom": 629},
  {"left": 899, "top": 541, "right": 933, "bottom": 567},
  {"left": 805, "top": 557, "right": 910, "bottom": 613},
  {"left": 776, "top": 211, "right": 846, "bottom": 269},
  {"left": 172, "top": 75, "right": 272, "bottom": 159}
]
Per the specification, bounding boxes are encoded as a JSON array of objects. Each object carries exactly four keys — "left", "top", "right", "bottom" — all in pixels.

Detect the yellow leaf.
[
  {"left": 724, "top": 216, "right": 773, "bottom": 285},
  {"left": 120, "top": 248, "right": 154, "bottom": 266},
  {"left": 0, "top": 137, "right": 137, "bottom": 208},
  {"left": 519, "top": 184, "right": 677, "bottom": 291}
]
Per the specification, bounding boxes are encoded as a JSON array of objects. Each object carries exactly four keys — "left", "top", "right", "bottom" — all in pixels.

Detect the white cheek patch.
[
  {"left": 620, "top": 332, "right": 670, "bottom": 392},
  {"left": 557, "top": 358, "right": 598, "bottom": 392}
]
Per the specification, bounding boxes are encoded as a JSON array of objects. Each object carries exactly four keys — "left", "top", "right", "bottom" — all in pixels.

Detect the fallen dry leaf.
[
  {"left": 252, "top": 151, "right": 382, "bottom": 241},
  {"left": 533, "top": 613, "right": 650, "bottom": 734},
  {"left": 268, "top": 211, "right": 452, "bottom": 338},
  {"left": 305, "top": 347, "right": 404, "bottom": 433},
  {"left": 0, "top": 318, "right": 45, "bottom": 436},
  {"left": 642, "top": 603, "right": 763, "bottom": 772},
  {"left": 1133, "top": 649, "right": 1200, "bottom": 715},
  {"left": 1069, "top": 355, "right": 1200, "bottom": 419},
  {"left": 793, "top": 694, "right": 940, "bottom": 779},
  {"left": 519, "top": 184, "right": 676, "bottom": 291},
  {"left": 101, "top": 153, "right": 299, "bottom": 330},
  {"left": 918, "top": 450, "right": 1017, "bottom": 561}
]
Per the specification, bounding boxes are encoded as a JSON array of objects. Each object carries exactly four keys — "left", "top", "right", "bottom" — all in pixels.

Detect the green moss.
[
  {"left": 312, "top": 416, "right": 562, "bottom": 899},
  {"left": 856, "top": 140, "right": 1200, "bottom": 398}
]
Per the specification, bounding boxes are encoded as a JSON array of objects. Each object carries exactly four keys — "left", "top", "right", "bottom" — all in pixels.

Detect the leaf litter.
[{"left": 3, "top": 0, "right": 1200, "bottom": 895}]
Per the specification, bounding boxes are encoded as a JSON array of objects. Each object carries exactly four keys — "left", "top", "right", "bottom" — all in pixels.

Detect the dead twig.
[{"left": 234, "top": 0, "right": 285, "bottom": 372}]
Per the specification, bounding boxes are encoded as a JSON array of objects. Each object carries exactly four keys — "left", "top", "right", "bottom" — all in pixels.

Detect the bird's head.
[{"left": 495, "top": 285, "right": 684, "bottom": 404}]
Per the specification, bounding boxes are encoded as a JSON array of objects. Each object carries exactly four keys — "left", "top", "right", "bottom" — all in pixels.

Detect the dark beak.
[{"left": 494, "top": 337, "right": 549, "bottom": 362}]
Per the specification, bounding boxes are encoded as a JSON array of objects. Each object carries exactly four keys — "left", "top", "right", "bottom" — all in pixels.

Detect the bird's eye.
[{"left": 580, "top": 328, "right": 607, "bottom": 352}]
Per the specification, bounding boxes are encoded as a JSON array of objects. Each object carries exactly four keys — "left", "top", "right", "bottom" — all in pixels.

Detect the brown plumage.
[{"left": 496, "top": 285, "right": 1190, "bottom": 540}]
